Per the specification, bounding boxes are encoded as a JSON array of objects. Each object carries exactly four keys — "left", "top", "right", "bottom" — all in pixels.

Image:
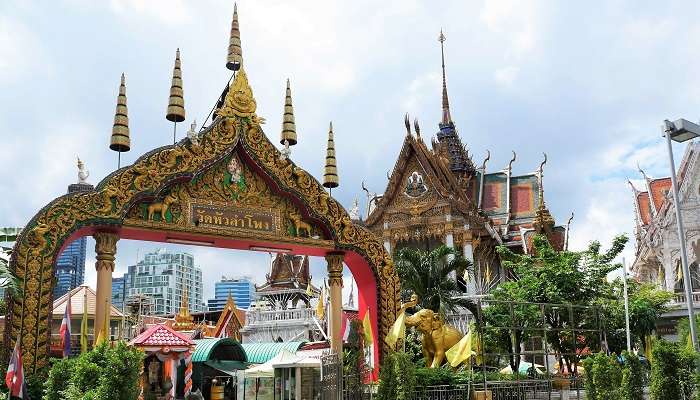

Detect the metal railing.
[{"left": 412, "top": 384, "right": 470, "bottom": 400}]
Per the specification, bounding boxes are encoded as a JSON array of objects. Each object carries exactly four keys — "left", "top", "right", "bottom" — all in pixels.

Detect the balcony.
[
  {"left": 244, "top": 307, "right": 316, "bottom": 326},
  {"left": 672, "top": 292, "right": 700, "bottom": 306}
]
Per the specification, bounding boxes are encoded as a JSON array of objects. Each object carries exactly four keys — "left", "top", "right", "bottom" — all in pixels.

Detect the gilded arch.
[{"left": 7, "top": 69, "right": 400, "bottom": 372}]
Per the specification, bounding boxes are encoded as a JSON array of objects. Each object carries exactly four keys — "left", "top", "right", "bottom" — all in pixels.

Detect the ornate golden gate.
[{"left": 7, "top": 68, "right": 400, "bottom": 373}]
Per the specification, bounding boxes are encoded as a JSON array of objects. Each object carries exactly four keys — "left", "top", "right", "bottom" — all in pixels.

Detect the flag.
[
  {"left": 59, "top": 289, "right": 73, "bottom": 358},
  {"left": 362, "top": 308, "right": 373, "bottom": 346},
  {"left": 5, "top": 340, "right": 28, "bottom": 399},
  {"left": 306, "top": 281, "right": 313, "bottom": 297},
  {"left": 80, "top": 290, "right": 88, "bottom": 353},
  {"left": 644, "top": 336, "right": 654, "bottom": 363},
  {"left": 103, "top": 299, "right": 110, "bottom": 345},
  {"left": 384, "top": 310, "right": 406, "bottom": 350},
  {"left": 446, "top": 330, "right": 474, "bottom": 367},
  {"left": 341, "top": 312, "right": 351, "bottom": 342},
  {"left": 315, "top": 288, "right": 325, "bottom": 320}
]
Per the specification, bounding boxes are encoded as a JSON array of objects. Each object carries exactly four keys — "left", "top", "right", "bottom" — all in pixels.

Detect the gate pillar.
[
  {"left": 325, "top": 253, "right": 344, "bottom": 356},
  {"left": 93, "top": 232, "right": 118, "bottom": 340}
]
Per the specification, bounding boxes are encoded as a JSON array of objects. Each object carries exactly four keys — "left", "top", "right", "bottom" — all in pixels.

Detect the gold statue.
[
  {"left": 403, "top": 294, "right": 464, "bottom": 368},
  {"left": 147, "top": 193, "right": 178, "bottom": 221}
]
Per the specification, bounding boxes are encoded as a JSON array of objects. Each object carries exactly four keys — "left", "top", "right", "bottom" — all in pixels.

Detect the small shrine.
[{"left": 129, "top": 324, "right": 195, "bottom": 399}]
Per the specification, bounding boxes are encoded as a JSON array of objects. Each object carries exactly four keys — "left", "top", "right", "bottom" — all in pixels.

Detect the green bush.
[
  {"left": 650, "top": 339, "right": 681, "bottom": 400},
  {"left": 581, "top": 352, "right": 621, "bottom": 400},
  {"left": 44, "top": 342, "right": 144, "bottom": 400},
  {"left": 414, "top": 367, "right": 456, "bottom": 386},
  {"left": 620, "top": 351, "right": 644, "bottom": 400},
  {"left": 677, "top": 347, "right": 699, "bottom": 400},
  {"left": 376, "top": 352, "right": 416, "bottom": 400}
]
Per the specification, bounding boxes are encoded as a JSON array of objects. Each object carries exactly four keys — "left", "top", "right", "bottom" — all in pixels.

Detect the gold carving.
[
  {"left": 218, "top": 67, "right": 257, "bottom": 118},
  {"left": 148, "top": 192, "right": 178, "bottom": 221},
  {"left": 94, "top": 232, "right": 119, "bottom": 272},
  {"left": 326, "top": 253, "right": 344, "bottom": 287}
]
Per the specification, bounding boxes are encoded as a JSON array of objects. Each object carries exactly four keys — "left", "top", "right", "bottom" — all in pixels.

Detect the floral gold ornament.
[{"left": 7, "top": 64, "right": 400, "bottom": 373}]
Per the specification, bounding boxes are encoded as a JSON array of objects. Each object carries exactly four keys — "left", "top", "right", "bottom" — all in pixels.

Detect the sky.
[{"left": 2, "top": 0, "right": 700, "bottom": 302}]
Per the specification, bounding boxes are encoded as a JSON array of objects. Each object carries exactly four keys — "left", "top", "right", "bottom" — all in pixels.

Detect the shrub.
[
  {"left": 620, "top": 351, "right": 644, "bottom": 400},
  {"left": 677, "top": 347, "right": 698, "bottom": 400},
  {"left": 650, "top": 339, "right": 680, "bottom": 400},
  {"left": 45, "top": 357, "right": 76, "bottom": 400},
  {"left": 414, "top": 367, "right": 456, "bottom": 386},
  {"left": 581, "top": 352, "right": 621, "bottom": 400},
  {"left": 376, "top": 353, "right": 397, "bottom": 400},
  {"left": 376, "top": 352, "right": 416, "bottom": 400}
]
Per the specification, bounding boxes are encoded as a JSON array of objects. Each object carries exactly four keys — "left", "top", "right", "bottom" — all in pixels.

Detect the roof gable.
[{"left": 129, "top": 324, "right": 194, "bottom": 347}]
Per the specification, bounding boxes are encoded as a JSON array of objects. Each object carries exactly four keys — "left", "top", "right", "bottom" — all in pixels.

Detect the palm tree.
[
  {"left": 394, "top": 245, "right": 476, "bottom": 317},
  {"left": 0, "top": 249, "right": 21, "bottom": 299}
]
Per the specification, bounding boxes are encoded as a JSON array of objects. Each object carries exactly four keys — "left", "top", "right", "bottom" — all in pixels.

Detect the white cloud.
[
  {"left": 479, "top": 0, "right": 539, "bottom": 57},
  {"left": 109, "top": 0, "right": 192, "bottom": 25},
  {"left": 0, "top": 16, "right": 38, "bottom": 84},
  {"left": 494, "top": 66, "right": 520, "bottom": 86}
]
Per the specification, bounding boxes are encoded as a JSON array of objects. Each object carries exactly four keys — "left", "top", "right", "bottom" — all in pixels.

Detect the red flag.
[
  {"left": 6, "top": 340, "right": 28, "bottom": 398},
  {"left": 341, "top": 311, "right": 351, "bottom": 341},
  {"left": 60, "top": 290, "right": 72, "bottom": 358}
]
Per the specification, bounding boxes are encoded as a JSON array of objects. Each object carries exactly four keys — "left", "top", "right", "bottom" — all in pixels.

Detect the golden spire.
[
  {"left": 166, "top": 48, "right": 186, "bottom": 123},
  {"left": 438, "top": 30, "right": 452, "bottom": 125},
  {"left": 226, "top": 3, "right": 243, "bottom": 71},
  {"left": 173, "top": 285, "right": 194, "bottom": 331},
  {"left": 323, "top": 122, "right": 339, "bottom": 189},
  {"left": 110, "top": 73, "right": 130, "bottom": 153},
  {"left": 533, "top": 153, "right": 555, "bottom": 234},
  {"left": 218, "top": 66, "right": 256, "bottom": 118},
  {"left": 281, "top": 79, "right": 297, "bottom": 145}
]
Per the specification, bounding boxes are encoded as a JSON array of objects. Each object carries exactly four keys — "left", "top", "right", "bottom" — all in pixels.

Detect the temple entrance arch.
[{"left": 7, "top": 68, "right": 400, "bottom": 374}]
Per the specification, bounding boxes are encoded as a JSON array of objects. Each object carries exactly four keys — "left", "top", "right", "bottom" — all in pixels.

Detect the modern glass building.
[
  {"left": 125, "top": 248, "right": 204, "bottom": 315},
  {"left": 112, "top": 275, "right": 127, "bottom": 313},
  {"left": 207, "top": 276, "right": 256, "bottom": 311}
]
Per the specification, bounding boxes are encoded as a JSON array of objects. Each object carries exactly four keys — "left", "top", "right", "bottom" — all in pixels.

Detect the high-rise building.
[
  {"left": 53, "top": 159, "right": 93, "bottom": 299},
  {"left": 207, "top": 276, "right": 256, "bottom": 311},
  {"left": 125, "top": 248, "right": 204, "bottom": 315},
  {"left": 112, "top": 275, "right": 127, "bottom": 312}
]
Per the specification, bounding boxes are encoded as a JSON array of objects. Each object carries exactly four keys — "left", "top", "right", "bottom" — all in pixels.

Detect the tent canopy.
[{"left": 500, "top": 361, "right": 546, "bottom": 375}]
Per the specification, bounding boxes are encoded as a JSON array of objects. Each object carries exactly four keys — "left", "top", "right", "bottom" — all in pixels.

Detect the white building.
[
  {"left": 125, "top": 248, "right": 204, "bottom": 315},
  {"left": 630, "top": 141, "right": 700, "bottom": 338}
]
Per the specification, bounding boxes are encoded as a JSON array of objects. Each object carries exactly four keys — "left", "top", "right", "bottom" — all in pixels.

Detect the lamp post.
[{"left": 662, "top": 118, "right": 700, "bottom": 352}]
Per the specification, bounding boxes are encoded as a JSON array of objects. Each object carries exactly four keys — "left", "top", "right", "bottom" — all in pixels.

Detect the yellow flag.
[
  {"left": 80, "top": 291, "right": 89, "bottom": 353},
  {"left": 644, "top": 336, "right": 653, "bottom": 363},
  {"left": 316, "top": 289, "right": 325, "bottom": 320},
  {"left": 95, "top": 326, "right": 105, "bottom": 346},
  {"left": 103, "top": 299, "right": 111, "bottom": 346},
  {"left": 362, "top": 308, "right": 374, "bottom": 346},
  {"left": 306, "top": 281, "right": 313, "bottom": 297},
  {"left": 687, "top": 333, "right": 694, "bottom": 351},
  {"left": 676, "top": 260, "right": 683, "bottom": 283},
  {"left": 485, "top": 265, "right": 492, "bottom": 283},
  {"left": 446, "top": 330, "right": 474, "bottom": 367},
  {"left": 384, "top": 310, "right": 406, "bottom": 350}
]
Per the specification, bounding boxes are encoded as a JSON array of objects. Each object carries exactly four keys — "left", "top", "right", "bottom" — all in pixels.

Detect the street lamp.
[{"left": 662, "top": 118, "right": 700, "bottom": 352}]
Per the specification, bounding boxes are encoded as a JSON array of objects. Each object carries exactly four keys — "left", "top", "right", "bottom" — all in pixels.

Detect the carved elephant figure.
[{"left": 405, "top": 308, "right": 463, "bottom": 368}]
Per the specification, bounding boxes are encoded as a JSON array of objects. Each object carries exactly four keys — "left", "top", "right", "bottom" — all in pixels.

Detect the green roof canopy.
[
  {"left": 192, "top": 338, "right": 247, "bottom": 363},
  {"left": 240, "top": 342, "right": 305, "bottom": 364}
]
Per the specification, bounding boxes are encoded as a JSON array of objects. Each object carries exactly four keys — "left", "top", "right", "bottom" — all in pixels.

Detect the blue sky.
[{"left": 1, "top": 0, "right": 699, "bottom": 301}]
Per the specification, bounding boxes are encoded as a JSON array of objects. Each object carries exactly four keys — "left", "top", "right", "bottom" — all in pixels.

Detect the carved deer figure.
[
  {"left": 288, "top": 209, "right": 312, "bottom": 237},
  {"left": 148, "top": 193, "right": 178, "bottom": 221}
]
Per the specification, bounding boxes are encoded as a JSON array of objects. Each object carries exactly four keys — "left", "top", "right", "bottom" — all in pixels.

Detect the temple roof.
[
  {"left": 256, "top": 254, "right": 319, "bottom": 294},
  {"left": 129, "top": 324, "right": 194, "bottom": 347}
]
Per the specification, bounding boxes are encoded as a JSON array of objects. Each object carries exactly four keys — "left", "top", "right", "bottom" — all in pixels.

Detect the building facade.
[
  {"left": 630, "top": 141, "right": 700, "bottom": 338},
  {"left": 53, "top": 161, "right": 94, "bottom": 299},
  {"left": 207, "top": 276, "right": 256, "bottom": 311},
  {"left": 125, "top": 248, "right": 204, "bottom": 315},
  {"left": 112, "top": 275, "right": 127, "bottom": 313}
]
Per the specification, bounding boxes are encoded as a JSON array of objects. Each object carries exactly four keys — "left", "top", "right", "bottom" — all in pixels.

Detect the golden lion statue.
[{"left": 403, "top": 294, "right": 464, "bottom": 368}]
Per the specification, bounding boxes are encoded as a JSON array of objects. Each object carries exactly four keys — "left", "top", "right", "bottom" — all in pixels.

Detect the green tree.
[
  {"left": 376, "top": 352, "right": 415, "bottom": 400},
  {"left": 394, "top": 245, "right": 475, "bottom": 316},
  {"left": 596, "top": 280, "right": 672, "bottom": 354},
  {"left": 649, "top": 339, "right": 681, "bottom": 400},
  {"left": 497, "top": 234, "right": 627, "bottom": 373},
  {"left": 620, "top": 351, "right": 644, "bottom": 400},
  {"left": 0, "top": 252, "right": 21, "bottom": 298}
]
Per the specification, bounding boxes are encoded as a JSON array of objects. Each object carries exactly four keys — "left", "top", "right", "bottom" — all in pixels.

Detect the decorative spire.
[
  {"left": 110, "top": 73, "right": 130, "bottom": 153},
  {"left": 439, "top": 30, "right": 452, "bottom": 125},
  {"left": 281, "top": 79, "right": 297, "bottom": 145},
  {"left": 533, "top": 153, "right": 555, "bottom": 234},
  {"left": 173, "top": 285, "right": 194, "bottom": 331},
  {"left": 77, "top": 156, "right": 90, "bottom": 184},
  {"left": 226, "top": 3, "right": 243, "bottom": 71},
  {"left": 166, "top": 48, "right": 186, "bottom": 123},
  {"left": 323, "top": 122, "right": 339, "bottom": 189}
]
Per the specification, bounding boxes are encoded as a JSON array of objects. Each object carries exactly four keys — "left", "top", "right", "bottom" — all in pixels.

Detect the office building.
[{"left": 207, "top": 276, "right": 256, "bottom": 311}]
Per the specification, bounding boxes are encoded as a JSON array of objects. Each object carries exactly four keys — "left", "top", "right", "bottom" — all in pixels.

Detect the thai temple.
[
  {"left": 359, "top": 31, "right": 568, "bottom": 294},
  {"left": 630, "top": 141, "right": 700, "bottom": 338}
]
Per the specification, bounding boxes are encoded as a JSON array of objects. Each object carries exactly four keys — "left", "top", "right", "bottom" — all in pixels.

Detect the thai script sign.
[{"left": 191, "top": 204, "right": 279, "bottom": 233}]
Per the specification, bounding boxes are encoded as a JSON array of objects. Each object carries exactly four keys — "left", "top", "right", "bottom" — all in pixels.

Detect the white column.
[{"left": 463, "top": 241, "right": 477, "bottom": 295}]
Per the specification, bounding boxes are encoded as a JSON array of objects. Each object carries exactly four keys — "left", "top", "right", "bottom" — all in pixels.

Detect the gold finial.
[
  {"left": 166, "top": 48, "right": 186, "bottom": 123},
  {"left": 110, "top": 73, "right": 130, "bottom": 152},
  {"left": 439, "top": 29, "right": 452, "bottom": 125},
  {"left": 173, "top": 285, "right": 194, "bottom": 331},
  {"left": 226, "top": 3, "right": 243, "bottom": 71},
  {"left": 533, "top": 152, "right": 555, "bottom": 234},
  {"left": 323, "top": 122, "right": 339, "bottom": 189},
  {"left": 281, "top": 78, "right": 297, "bottom": 145},
  {"left": 218, "top": 67, "right": 257, "bottom": 118}
]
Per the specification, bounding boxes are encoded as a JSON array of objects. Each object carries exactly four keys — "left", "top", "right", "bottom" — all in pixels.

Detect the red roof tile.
[
  {"left": 637, "top": 192, "right": 652, "bottom": 225},
  {"left": 649, "top": 178, "right": 671, "bottom": 212},
  {"left": 129, "top": 324, "right": 194, "bottom": 347}
]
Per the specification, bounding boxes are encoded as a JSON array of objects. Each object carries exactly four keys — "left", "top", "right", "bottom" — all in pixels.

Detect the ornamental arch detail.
[{"left": 6, "top": 68, "right": 400, "bottom": 373}]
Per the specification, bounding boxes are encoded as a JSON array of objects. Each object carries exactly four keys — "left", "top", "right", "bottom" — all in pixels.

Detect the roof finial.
[
  {"left": 173, "top": 285, "right": 194, "bottom": 331},
  {"left": 323, "top": 122, "right": 339, "bottom": 189},
  {"left": 110, "top": 73, "right": 130, "bottom": 168},
  {"left": 281, "top": 78, "right": 298, "bottom": 146},
  {"left": 166, "top": 48, "right": 186, "bottom": 124},
  {"left": 404, "top": 113, "right": 411, "bottom": 136},
  {"left": 77, "top": 156, "right": 90, "bottom": 184},
  {"left": 414, "top": 118, "right": 421, "bottom": 139},
  {"left": 533, "top": 152, "right": 555, "bottom": 234},
  {"left": 226, "top": 3, "right": 243, "bottom": 71},
  {"left": 439, "top": 29, "right": 452, "bottom": 125}
]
